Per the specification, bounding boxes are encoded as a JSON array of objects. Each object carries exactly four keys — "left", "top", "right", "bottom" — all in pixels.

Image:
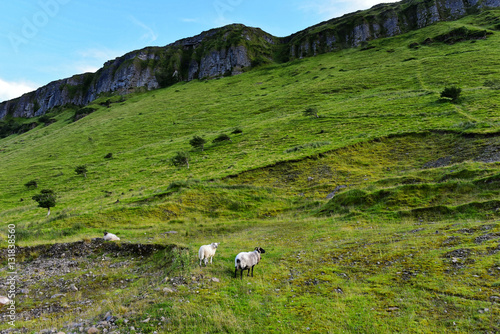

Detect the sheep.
[
  {"left": 198, "top": 242, "right": 219, "bottom": 267},
  {"left": 103, "top": 231, "right": 120, "bottom": 241},
  {"left": 234, "top": 247, "right": 266, "bottom": 279},
  {"left": 0, "top": 296, "right": 10, "bottom": 308}
]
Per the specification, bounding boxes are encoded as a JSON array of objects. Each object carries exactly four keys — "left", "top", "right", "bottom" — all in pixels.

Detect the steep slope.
[{"left": 1, "top": 0, "right": 499, "bottom": 120}]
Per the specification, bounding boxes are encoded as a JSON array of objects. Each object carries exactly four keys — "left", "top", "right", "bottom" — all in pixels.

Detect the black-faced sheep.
[
  {"left": 103, "top": 231, "right": 120, "bottom": 241},
  {"left": 198, "top": 242, "right": 219, "bottom": 267},
  {"left": 234, "top": 247, "right": 266, "bottom": 279}
]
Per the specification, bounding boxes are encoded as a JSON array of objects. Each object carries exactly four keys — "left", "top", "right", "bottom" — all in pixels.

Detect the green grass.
[{"left": 1, "top": 10, "right": 500, "bottom": 333}]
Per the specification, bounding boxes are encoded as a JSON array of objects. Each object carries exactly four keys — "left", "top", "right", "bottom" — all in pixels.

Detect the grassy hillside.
[{"left": 1, "top": 10, "right": 500, "bottom": 333}]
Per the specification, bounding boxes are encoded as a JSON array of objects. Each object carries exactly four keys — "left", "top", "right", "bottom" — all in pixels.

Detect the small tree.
[
  {"left": 32, "top": 189, "right": 56, "bottom": 216},
  {"left": 75, "top": 165, "right": 87, "bottom": 178},
  {"left": 24, "top": 180, "right": 38, "bottom": 189},
  {"left": 303, "top": 107, "right": 319, "bottom": 118},
  {"left": 172, "top": 151, "right": 190, "bottom": 169},
  {"left": 189, "top": 135, "right": 206, "bottom": 151},
  {"left": 440, "top": 86, "right": 462, "bottom": 102}
]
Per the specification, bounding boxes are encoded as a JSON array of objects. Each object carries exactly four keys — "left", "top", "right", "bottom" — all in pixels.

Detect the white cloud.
[
  {"left": 129, "top": 16, "right": 158, "bottom": 43},
  {"left": 298, "top": 0, "right": 400, "bottom": 20},
  {"left": 0, "top": 78, "right": 39, "bottom": 102}
]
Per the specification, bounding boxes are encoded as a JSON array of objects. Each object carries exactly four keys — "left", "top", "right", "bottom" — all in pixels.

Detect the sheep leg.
[
  {"left": 235, "top": 268, "right": 238, "bottom": 278},
  {"left": 210, "top": 256, "right": 213, "bottom": 264},
  {"left": 251, "top": 265, "right": 254, "bottom": 277},
  {"left": 204, "top": 258, "right": 208, "bottom": 266}
]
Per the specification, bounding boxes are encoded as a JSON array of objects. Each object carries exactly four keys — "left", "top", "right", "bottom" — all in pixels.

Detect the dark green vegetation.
[{"left": 1, "top": 10, "right": 500, "bottom": 333}]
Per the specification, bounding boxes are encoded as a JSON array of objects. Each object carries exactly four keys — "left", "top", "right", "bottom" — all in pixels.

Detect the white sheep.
[
  {"left": 198, "top": 242, "right": 219, "bottom": 267},
  {"left": 0, "top": 296, "right": 10, "bottom": 308},
  {"left": 234, "top": 247, "right": 266, "bottom": 279},
  {"left": 103, "top": 231, "right": 120, "bottom": 241}
]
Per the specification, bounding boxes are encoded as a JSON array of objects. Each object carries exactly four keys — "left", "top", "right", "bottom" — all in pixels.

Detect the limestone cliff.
[
  {"left": 285, "top": 0, "right": 500, "bottom": 58},
  {"left": 0, "top": 24, "right": 275, "bottom": 119},
  {"left": 1, "top": 0, "right": 498, "bottom": 120}
]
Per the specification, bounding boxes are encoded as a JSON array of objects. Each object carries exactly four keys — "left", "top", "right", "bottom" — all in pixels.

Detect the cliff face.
[
  {"left": 286, "top": 0, "right": 500, "bottom": 58},
  {"left": 0, "top": 24, "right": 274, "bottom": 119},
  {"left": 1, "top": 0, "right": 499, "bottom": 120}
]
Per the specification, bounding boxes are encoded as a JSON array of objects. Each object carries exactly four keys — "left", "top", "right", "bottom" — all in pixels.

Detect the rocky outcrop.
[
  {"left": 1, "top": 0, "right": 499, "bottom": 120},
  {"left": 286, "top": 0, "right": 500, "bottom": 56},
  {"left": 0, "top": 24, "right": 272, "bottom": 119}
]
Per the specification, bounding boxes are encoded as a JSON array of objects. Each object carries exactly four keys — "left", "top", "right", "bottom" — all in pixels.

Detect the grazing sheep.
[
  {"left": 103, "top": 231, "right": 120, "bottom": 241},
  {"left": 0, "top": 296, "right": 10, "bottom": 308},
  {"left": 198, "top": 242, "right": 219, "bottom": 267},
  {"left": 234, "top": 247, "right": 266, "bottom": 279}
]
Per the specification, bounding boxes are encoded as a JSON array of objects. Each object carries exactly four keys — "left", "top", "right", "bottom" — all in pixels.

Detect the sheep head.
[{"left": 255, "top": 247, "right": 265, "bottom": 254}]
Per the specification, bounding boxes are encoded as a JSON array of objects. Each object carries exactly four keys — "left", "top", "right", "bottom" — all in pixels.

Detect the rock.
[
  {"left": 70, "top": 284, "right": 78, "bottom": 291},
  {"left": 489, "top": 296, "right": 500, "bottom": 303},
  {"left": 211, "top": 277, "right": 220, "bottom": 283},
  {"left": 87, "top": 327, "right": 99, "bottom": 334},
  {"left": 51, "top": 293, "right": 66, "bottom": 299},
  {"left": 141, "top": 318, "right": 150, "bottom": 323},
  {"left": 163, "top": 287, "right": 174, "bottom": 294}
]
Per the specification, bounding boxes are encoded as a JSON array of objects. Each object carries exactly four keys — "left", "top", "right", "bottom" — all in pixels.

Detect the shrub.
[
  {"left": 303, "top": 107, "right": 319, "bottom": 118},
  {"left": 104, "top": 153, "right": 113, "bottom": 159},
  {"left": 24, "top": 180, "right": 38, "bottom": 189},
  {"left": 172, "top": 151, "right": 190, "bottom": 169},
  {"left": 440, "top": 86, "right": 461, "bottom": 102},
  {"left": 212, "top": 134, "right": 231, "bottom": 143},
  {"left": 75, "top": 165, "right": 88, "bottom": 178},
  {"left": 231, "top": 128, "right": 243, "bottom": 134},
  {"left": 189, "top": 135, "right": 206, "bottom": 151}
]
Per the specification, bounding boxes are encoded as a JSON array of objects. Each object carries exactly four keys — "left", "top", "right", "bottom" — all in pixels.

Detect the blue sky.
[{"left": 0, "top": 0, "right": 399, "bottom": 102}]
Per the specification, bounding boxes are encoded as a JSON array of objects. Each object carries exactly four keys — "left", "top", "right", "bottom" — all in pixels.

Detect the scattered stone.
[
  {"left": 326, "top": 185, "right": 347, "bottom": 199},
  {"left": 163, "top": 287, "right": 174, "bottom": 294},
  {"left": 70, "top": 284, "right": 79, "bottom": 292},
  {"left": 141, "top": 318, "right": 150, "bottom": 323},
  {"left": 87, "top": 327, "right": 99, "bottom": 334},
  {"left": 489, "top": 296, "right": 500, "bottom": 303},
  {"left": 211, "top": 277, "right": 220, "bottom": 283},
  {"left": 51, "top": 293, "right": 66, "bottom": 299},
  {"left": 474, "top": 233, "right": 500, "bottom": 244},
  {"left": 386, "top": 306, "right": 399, "bottom": 312}
]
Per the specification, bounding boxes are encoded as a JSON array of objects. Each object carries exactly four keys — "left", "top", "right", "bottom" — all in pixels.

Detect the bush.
[
  {"left": 212, "top": 134, "right": 231, "bottom": 143},
  {"left": 24, "top": 180, "right": 38, "bottom": 189},
  {"left": 231, "top": 128, "right": 243, "bottom": 134},
  {"left": 104, "top": 153, "right": 113, "bottom": 159},
  {"left": 440, "top": 86, "right": 461, "bottom": 102},
  {"left": 75, "top": 165, "right": 88, "bottom": 178},
  {"left": 172, "top": 151, "right": 190, "bottom": 169},
  {"left": 303, "top": 107, "right": 319, "bottom": 118},
  {"left": 189, "top": 136, "right": 206, "bottom": 151}
]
